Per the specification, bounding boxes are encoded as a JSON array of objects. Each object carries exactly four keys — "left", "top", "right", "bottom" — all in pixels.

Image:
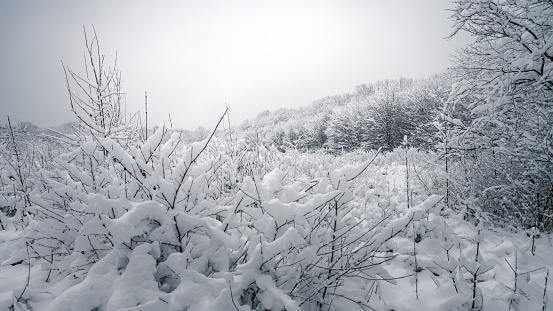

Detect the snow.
[
  {"left": 44, "top": 248, "right": 125, "bottom": 311},
  {"left": 105, "top": 243, "right": 160, "bottom": 310},
  {"left": 1, "top": 136, "right": 552, "bottom": 310},
  {"left": 256, "top": 274, "right": 301, "bottom": 311}
]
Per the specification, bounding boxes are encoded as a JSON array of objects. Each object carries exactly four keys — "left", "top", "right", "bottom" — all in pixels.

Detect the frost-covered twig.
[
  {"left": 543, "top": 269, "right": 549, "bottom": 311},
  {"left": 16, "top": 242, "right": 31, "bottom": 303}
]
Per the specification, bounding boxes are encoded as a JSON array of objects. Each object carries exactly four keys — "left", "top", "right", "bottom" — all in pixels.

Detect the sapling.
[
  {"left": 413, "top": 221, "right": 419, "bottom": 300},
  {"left": 529, "top": 226, "right": 539, "bottom": 256},
  {"left": 62, "top": 26, "right": 127, "bottom": 140},
  {"left": 449, "top": 212, "right": 491, "bottom": 311},
  {"left": 404, "top": 136, "right": 420, "bottom": 299},
  {"left": 6, "top": 116, "right": 31, "bottom": 221},
  {"left": 144, "top": 92, "right": 148, "bottom": 140},
  {"left": 435, "top": 258, "right": 460, "bottom": 293},
  {"left": 505, "top": 250, "right": 519, "bottom": 311},
  {"left": 441, "top": 225, "right": 454, "bottom": 261},
  {"left": 16, "top": 242, "right": 31, "bottom": 303},
  {"left": 474, "top": 219, "right": 483, "bottom": 310},
  {"left": 543, "top": 269, "right": 549, "bottom": 311},
  {"left": 404, "top": 135, "right": 410, "bottom": 210}
]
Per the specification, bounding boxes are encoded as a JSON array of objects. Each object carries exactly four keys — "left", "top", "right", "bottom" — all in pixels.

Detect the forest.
[{"left": 0, "top": 0, "right": 552, "bottom": 310}]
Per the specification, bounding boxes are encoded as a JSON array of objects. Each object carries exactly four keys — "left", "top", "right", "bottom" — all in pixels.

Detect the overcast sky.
[{"left": 0, "top": 0, "right": 471, "bottom": 130}]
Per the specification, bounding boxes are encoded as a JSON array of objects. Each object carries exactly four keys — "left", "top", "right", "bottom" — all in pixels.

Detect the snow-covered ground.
[
  {"left": 1, "top": 214, "right": 551, "bottom": 310},
  {"left": 0, "top": 137, "right": 551, "bottom": 310}
]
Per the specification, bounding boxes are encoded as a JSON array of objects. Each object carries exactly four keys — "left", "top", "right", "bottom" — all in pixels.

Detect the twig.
[
  {"left": 171, "top": 108, "right": 229, "bottom": 208},
  {"left": 229, "top": 280, "right": 240, "bottom": 311},
  {"left": 543, "top": 269, "right": 549, "bottom": 311},
  {"left": 17, "top": 242, "right": 31, "bottom": 302},
  {"left": 145, "top": 92, "right": 148, "bottom": 140},
  {"left": 345, "top": 147, "right": 382, "bottom": 182}
]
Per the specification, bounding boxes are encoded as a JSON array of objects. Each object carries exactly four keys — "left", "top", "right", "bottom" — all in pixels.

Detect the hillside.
[{"left": 234, "top": 72, "right": 468, "bottom": 153}]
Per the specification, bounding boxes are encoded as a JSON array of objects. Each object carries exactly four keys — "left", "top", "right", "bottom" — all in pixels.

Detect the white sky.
[{"left": 0, "top": 0, "right": 471, "bottom": 130}]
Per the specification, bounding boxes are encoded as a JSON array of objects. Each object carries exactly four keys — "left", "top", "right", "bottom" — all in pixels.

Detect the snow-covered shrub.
[
  {"left": 19, "top": 122, "right": 220, "bottom": 275},
  {"left": 7, "top": 119, "right": 552, "bottom": 310},
  {"left": 205, "top": 136, "right": 283, "bottom": 194},
  {"left": 0, "top": 119, "right": 66, "bottom": 230},
  {"left": 0, "top": 114, "right": 448, "bottom": 310}
]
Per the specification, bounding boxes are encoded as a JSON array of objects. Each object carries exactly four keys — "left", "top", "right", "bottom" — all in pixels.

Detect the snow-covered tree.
[
  {"left": 325, "top": 104, "right": 371, "bottom": 152},
  {"left": 449, "top": 0, "right": 553, "bottom": 228},
  {"left": 367, "top": 84, "right": 411, "bottom": 150}
]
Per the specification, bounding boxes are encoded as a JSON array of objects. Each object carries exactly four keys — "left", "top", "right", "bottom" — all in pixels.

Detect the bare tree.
[{"left": 62, "top": 26, "right": 130, "bottom": 139}]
